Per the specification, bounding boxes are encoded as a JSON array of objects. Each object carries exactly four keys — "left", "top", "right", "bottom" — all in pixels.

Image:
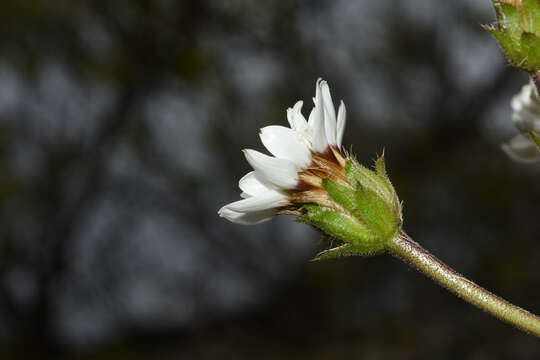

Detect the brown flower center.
[{"left": 279, "top": 146, "right": 348, "bottom": 214}]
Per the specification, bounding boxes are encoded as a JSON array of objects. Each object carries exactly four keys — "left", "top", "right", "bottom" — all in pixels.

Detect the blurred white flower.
[
  {"left": 218, "top": 79, "right": 348, "bottom": 224},
  {"left": 510, "top": 83, "right": 540, "bottom": 133},
  {"left": 502, "top": 82, "right": 540, "bottom": 163}
]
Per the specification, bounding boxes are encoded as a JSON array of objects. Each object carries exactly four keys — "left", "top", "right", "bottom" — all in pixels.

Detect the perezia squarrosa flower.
[
  {"left": 501, "top": 82, "right": 540, "bottom": 163},
  {"left": 217, "top": 79, "right": 540, "bottom": 335},
  {"left": 218, "top": 79, "right": 402, "bottom": 260}
]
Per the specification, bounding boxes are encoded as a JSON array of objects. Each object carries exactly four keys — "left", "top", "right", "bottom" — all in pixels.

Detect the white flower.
[
  {"left": 510, "top": 82, "right": 540, "bottom": 133},
  {"left": 218, "top": 79, "right": 348, "bottom": 224},
  {"left": 502, "top": 82, "right": 540, "bottom": 163}
]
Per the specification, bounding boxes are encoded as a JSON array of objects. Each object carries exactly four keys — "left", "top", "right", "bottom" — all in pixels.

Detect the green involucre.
[{"left": 302, "top": 157, "right": 402, "bottom": 260}]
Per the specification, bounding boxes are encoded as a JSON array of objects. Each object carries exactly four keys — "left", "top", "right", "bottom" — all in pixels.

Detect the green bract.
[
  {"left": 530, "top": 131, "right": 540, "bottom": 149},
  {"left": 486, "top": 0, "right": 540, "bottom": 72},
  {"left": 300, "top": 156, "right": 402, "bottom": 261}
]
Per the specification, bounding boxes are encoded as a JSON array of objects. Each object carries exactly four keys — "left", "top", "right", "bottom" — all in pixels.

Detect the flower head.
[
  {"left": 219, "top": 79, "right": 402, "bottom": 259},
  {"left": 218, "top": 79, "right": 347, "bottom": 224}
]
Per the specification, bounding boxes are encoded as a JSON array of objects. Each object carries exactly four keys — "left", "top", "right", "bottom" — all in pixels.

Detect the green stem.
[
  {"left": 531, "top": 72, "right": 540, "bottom": 98},
  {"left": 528, "top": 74, "right": 540, "bottom": 151},
  {"left": 529, "top": 131, "right": 540, "bottom": 151},
  {"left": 388, "top": 231, "right": 540, "bottom": 336}
]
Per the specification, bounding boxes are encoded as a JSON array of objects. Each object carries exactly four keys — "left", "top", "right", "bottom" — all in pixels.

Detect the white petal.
[
  {"left": 224, "top": 190, "right": 287, "bottom": 212},
  {"left": 512, "top": 109, "right": 540, "bottom": 132},
  {"left": 501, "top": 134, "right": 540, "bottom": 164},
  {"left": 286, "top": 107, "right": 295, "bottom": 129},
  {"left": 511, "top": 92, "right": 524, "bottom": 112},
  {"left": 308, "top": 79, "right": 328, "bottom": 152},
  {"left": 239, "top": 171, "right": 274, "bottom": 197},
  {"left": 243, "top": 149, "right": 298, "bottom": 189},
  {"left": 336, "top": 100, "right": 347, "bottom": 148},
  {"left": 521, "top": 84, "right": 535, "bottom": 107},
  {"left": 218, "top": 207, "right": 275, "bottom": 225},
  {"left": 292, "top": 102, "right": 311, "bottom": 146},
  {"left": 287, "top": 101, "right": 308, "bottom": 132},
  {"left": 511, "top": 83, "right": 540, "bottom": 126},
  {"left": 323, "top": 107, "right": 336, "bottom": 146},
  {"left": 321, "top": 81, "right": 337, "bottom": 146},
  {"left": 260, "top": 125, "right": 311, "bottom": 167}
]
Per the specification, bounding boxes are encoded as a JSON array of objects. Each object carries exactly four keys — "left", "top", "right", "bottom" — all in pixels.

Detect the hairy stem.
[{"left": 388, "top": 232, "right": 540, "bottom": 336}]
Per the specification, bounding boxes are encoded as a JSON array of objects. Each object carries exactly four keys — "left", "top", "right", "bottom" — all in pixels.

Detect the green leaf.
[
  {"left": 520, "top": 32, "right": 540, "bottom": 70},
  {"left": 300, "top": 205, "right": 378, "bottom": 246},
  {"left": 521, "top": 0, "right": 540, "bottom": 35},
  {"left": 312, "top": 243, "right": 385, "bottom": 261}
]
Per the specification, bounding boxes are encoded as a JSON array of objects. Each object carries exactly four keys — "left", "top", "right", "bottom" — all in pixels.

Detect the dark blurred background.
[{"left": 0, "top": 0, "right": 539, "bottom": 359}]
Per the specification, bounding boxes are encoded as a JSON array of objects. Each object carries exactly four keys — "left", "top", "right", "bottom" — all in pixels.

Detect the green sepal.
[
  {"left": 522, "top": 0, "right": 540, "bottom": 35},
  {"left": 498, "top": 4, "right": 523, "bottom": 46},
  {"left": 345, "top": 159, "right": 393, "bottom": 204},
  {"left": 322, "top": 176, "right": 397, "bottom": 233},
  {"left": 312, "top": 243, "right": 385, "bottom": 261},
  {"left": 521, "top": 32, "right": 540, "bottom": 70},
  {"left": 374, "top": 155, "right": 402, "bottom": 220},
  {"left": 299, "top": 204, "right": 378, "bottom": 246},
  {"left": 344, "top": 156, "right": 401, "bottom": 243},
  {"left": 487, "top": 26, "right": 520, "bottom": 62},
  {"left": 490, "top": 4, "right": 522, "bottom": 64},
  {"left": 344, "top": 160, "right": 357, "bottom": 187},
  {"left": 354, "top": 187, "right": 399, "bottom": 241},
  {"left": 322, "top": 178, "right": 356, "bottom": 213},
  {"left": 375, "top": 155, "right": 388, "bottom": 179}
]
